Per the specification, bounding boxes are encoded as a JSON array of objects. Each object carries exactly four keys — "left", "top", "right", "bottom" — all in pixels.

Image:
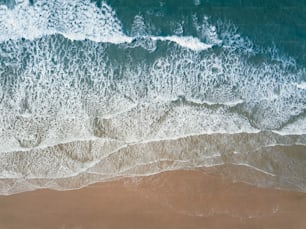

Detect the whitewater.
[{"left": 0, "top": 0, "right": 305, "bottom": 195}]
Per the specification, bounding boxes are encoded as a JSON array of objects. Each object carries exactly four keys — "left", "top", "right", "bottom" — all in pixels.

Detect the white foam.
[
  {"left": 0, "top": 0, "right": 214, "bottom": 51},
  {"left": 152, "top": 36, "right": 213, "bottom": 51},
  {"left": 1, "top": 0, "right": 306, "bottom": 194},
  {"left": 186, "top": 98, "right": 245, "bottom": 106},
  {"left": 0, "top": 0, "right": 131, "bottom": 43},
  {"left": 296, "top": 82, "right": 306, "bottom": 90},
  {"left": 233, "top": 163, "right": 276, "bottom": 177},
  {"left": 274, "top": 116, "right": 306, "bottom": 136}
]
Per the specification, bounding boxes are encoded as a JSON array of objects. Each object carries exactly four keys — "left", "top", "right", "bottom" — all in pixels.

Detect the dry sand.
[{"left": 0, "top": 169, "right": 306, "bottom": 229}]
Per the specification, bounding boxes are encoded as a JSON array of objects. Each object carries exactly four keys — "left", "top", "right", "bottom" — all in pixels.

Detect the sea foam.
[
  {"left": 0, "top": 0, "right": 306, "bottom": 195},
  {"left": 0, "top": 0, "right": 214, "bottom": 51}
]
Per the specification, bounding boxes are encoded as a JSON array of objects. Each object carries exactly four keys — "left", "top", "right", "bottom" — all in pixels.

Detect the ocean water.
[{"left": 0, "top": 0, "right": 305, "bottom": 195}]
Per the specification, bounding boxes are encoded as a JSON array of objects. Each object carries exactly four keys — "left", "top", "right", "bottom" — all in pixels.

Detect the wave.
[
  {"left": 1, "top": 33, "right": 305, "bottom": 150},
  {"left": 0, "top": 131, "right": 305, "bottom": 194},
  {"left": 151, "top": 36, "right": 213, "bottom": 51},
  {"left": 0, "top": 0, "right": 125, "bottom": 42},
  {"left": 0, "top": 0, "right": 215, "bottom": 51}
]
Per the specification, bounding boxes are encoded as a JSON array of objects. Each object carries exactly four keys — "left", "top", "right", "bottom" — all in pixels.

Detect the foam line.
[
  {"left": 0, "top": 0, "right": 214, "bottom": 51},
  {"left": 151, "top": 36, "right": 213, "bottom": 51}
]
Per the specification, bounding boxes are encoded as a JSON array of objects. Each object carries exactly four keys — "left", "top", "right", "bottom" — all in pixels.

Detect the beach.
[
  {"left": 1, "top": 1, "right": 306, "bottom": 228},
  {"left": 1, "top": 169, "right": 306, "bottom": 229}
]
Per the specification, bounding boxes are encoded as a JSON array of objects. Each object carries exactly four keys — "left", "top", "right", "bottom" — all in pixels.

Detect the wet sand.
[{"left": 0, "top": 169, "right": 306, "bottom": 229}]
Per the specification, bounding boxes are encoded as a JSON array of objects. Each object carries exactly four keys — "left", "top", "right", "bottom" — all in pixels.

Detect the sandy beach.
[{"left": 0, "top": 169, "right": 305, "bottom": 229}]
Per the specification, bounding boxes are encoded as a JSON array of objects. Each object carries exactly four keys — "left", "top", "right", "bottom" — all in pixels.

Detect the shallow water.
[{"left": 0, "top": 0, "right": 305, "bottom": 194}]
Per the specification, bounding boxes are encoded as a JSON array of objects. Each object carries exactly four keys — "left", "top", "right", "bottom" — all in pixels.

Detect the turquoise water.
[{"left": 0, "top": 0, "right": 305, "bottom": 194}]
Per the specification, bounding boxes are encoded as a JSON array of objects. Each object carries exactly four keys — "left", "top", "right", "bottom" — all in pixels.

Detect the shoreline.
[{"left": 0, "top": 168, "right": 306, "bottom": 229}]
